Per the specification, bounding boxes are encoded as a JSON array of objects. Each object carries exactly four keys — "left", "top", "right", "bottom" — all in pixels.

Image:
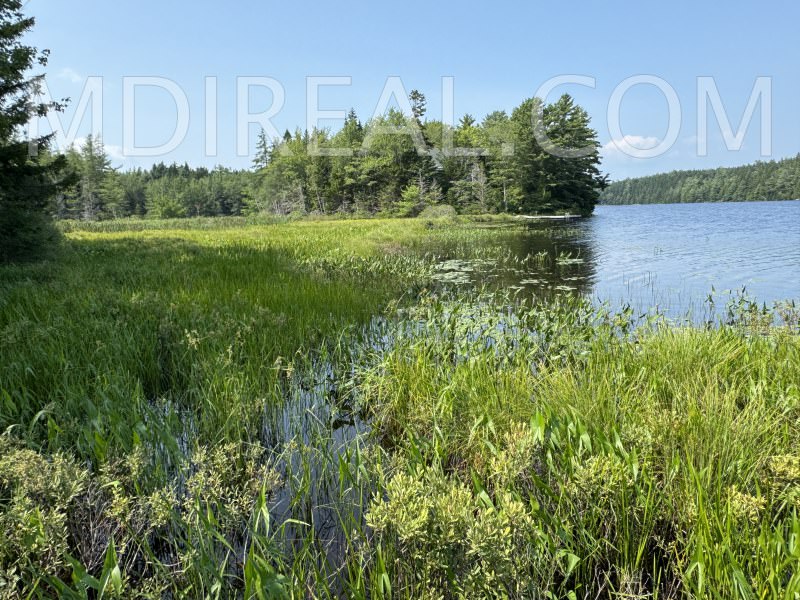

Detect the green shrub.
[{"left": 417, "top": 204, "right": 457, "bottom": 220}]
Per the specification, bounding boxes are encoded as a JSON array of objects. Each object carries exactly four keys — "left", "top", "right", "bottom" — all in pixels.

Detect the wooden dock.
[{"left": 516, "top": 214, "right": 583, "bottom": 220}]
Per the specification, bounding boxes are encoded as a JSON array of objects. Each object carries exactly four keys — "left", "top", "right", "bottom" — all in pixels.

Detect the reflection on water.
[{"left": 430, "top": 200, "right": 800, "bottom": 317}]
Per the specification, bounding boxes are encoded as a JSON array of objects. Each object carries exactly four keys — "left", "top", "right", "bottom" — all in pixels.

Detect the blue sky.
[{"left": 26, "top": 0, "right": 800, "bottom": 180}]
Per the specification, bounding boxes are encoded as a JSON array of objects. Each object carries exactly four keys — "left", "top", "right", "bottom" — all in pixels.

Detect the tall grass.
[
  {"left": 0, "top": 216, "right": 797, "bottom": 598},
  {"left": 360, "top": 294, "right": 799, "bottom": 598}
]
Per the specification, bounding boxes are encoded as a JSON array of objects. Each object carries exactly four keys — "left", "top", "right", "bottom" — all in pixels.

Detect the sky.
[{"left": 25, "top": 0, "right": 800, "bottom": 181}]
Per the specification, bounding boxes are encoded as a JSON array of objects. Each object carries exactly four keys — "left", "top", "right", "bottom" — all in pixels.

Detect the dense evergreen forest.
[
  {"left": 600, "top": 155, "right": 800, "bottom": 205},
  {"left": 54, "top": 93, "right": 607, "bottom": 220}
]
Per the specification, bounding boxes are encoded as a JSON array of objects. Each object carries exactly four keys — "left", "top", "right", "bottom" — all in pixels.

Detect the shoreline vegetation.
[
  {"left": 601, "top": 155, "right": 800, "bottom": 205},
  {"left": 43, "top": 92, "right": 607, "bottom": 229},
  {"left": 1, "top": 216, "right": 798, "bottom": 598}
]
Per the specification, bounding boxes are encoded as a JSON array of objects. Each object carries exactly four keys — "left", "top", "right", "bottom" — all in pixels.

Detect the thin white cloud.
[
  {"left": 57, "top": 67, "right": 84, "bottom": 84},
  {"left": 64, "top": 136, "right": 85, "bottom": 153},
  {"left": 603, "top": 135, "right": 660, "bottom": 153},
  {"left": 105, "top": 144, "right": 127, "bottom": 164},
  {"left": 602, "top": 135, "right": 662, "bottom": 160},
  {"left": 64, "top": 137, "right": 129, "bottom": 167}
]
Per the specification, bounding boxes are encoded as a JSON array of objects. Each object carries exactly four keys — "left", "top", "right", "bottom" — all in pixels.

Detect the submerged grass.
[{"left": 0, "top": 216, "right": 798, "bottom": 598}]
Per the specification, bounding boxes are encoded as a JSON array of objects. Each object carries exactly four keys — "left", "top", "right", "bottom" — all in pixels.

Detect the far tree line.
[
  {"left": 600, "top": 155, "right": 800, "bottom": 205},
  {"left": 54, "top": 92, "right": 608, "bottom": 221},
  {"left": 56, "top": 137, "right": 252, "bottom": 220}
]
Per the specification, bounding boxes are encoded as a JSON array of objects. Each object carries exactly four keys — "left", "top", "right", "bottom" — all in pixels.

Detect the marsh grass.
[
  {"left": 359, "top": 293, "right": 799, "bottom": 598},
  {"left": 0, "top": 216, "right": 798, "bottom": 598}
]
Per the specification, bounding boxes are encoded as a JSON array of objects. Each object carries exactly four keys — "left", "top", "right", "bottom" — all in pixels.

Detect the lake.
[{"left": 431, "top": 200, "right": 800, "bottom": 317}]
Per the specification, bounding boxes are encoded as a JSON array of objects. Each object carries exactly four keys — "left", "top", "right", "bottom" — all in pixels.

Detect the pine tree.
[
  {"left": 537, "top": 95, "right": 607, "bottom": 215},
  {"left": 409, "top": 90, "right": 427, "bottom": 123}
]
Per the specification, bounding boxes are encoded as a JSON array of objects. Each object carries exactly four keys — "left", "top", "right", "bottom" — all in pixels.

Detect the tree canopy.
[
  {"left": 56, "top": 92, "right": 607, "bottom": 222},
  {"left": 601, "top": 155, "right": 800, "bottom": 205},
  {"left": 240, "top": 92, "right": 606, "bottom": 218}
]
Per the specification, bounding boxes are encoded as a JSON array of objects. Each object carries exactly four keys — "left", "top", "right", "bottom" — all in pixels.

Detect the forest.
[
  {"left": 600, "top": 154, "right": 800, "bottom": 205},
  {"left": 53, "top": 93, "right": 607, "bottom": 221}
]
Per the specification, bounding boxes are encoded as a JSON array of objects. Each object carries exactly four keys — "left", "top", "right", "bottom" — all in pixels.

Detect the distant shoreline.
[
  {"left": 600, "top": 155, "right": 800, "bottom": 206},
  {"left": 599, "top": 198, "right": 800, "bottom": 208}
]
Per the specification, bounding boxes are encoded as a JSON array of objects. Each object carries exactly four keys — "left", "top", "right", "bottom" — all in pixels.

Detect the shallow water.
[
  {"left": 265, "top": 200, "right": 799, "bottom": 580},
  {"left": 432, "top": 200, "right": 800, "bottom": 317}
]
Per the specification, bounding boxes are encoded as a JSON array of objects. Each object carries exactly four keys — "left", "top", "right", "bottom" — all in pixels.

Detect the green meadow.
[{"left": 0, "top": 217, "right": 798, "bottom": 598}]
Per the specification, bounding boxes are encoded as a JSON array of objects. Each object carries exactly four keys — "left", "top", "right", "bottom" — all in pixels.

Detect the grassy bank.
[{"left": 0, "top": 217, "right": 798, "bottom": 598}]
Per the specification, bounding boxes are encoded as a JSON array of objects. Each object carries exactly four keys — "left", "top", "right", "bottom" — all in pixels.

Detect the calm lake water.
[{"left": 433, "top": 200, "right": 800, "bottom": 317}]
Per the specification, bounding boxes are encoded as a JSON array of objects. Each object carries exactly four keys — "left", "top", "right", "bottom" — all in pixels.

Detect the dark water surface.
[{"left": 433, "top": 200, "right": 800, "bottom": 317}]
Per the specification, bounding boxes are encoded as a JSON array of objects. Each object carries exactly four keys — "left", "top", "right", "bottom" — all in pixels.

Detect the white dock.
[{"left": 516, "top": 214, "right": 583, "bottom": 220}]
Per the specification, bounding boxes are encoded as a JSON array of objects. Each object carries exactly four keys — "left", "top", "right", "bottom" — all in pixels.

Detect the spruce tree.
[
  {"left": 0, "top": 0, "right": 70, "bottom": 261},
  {"left": 77, "top": 134, "right": 114, "bottom": 220}
]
